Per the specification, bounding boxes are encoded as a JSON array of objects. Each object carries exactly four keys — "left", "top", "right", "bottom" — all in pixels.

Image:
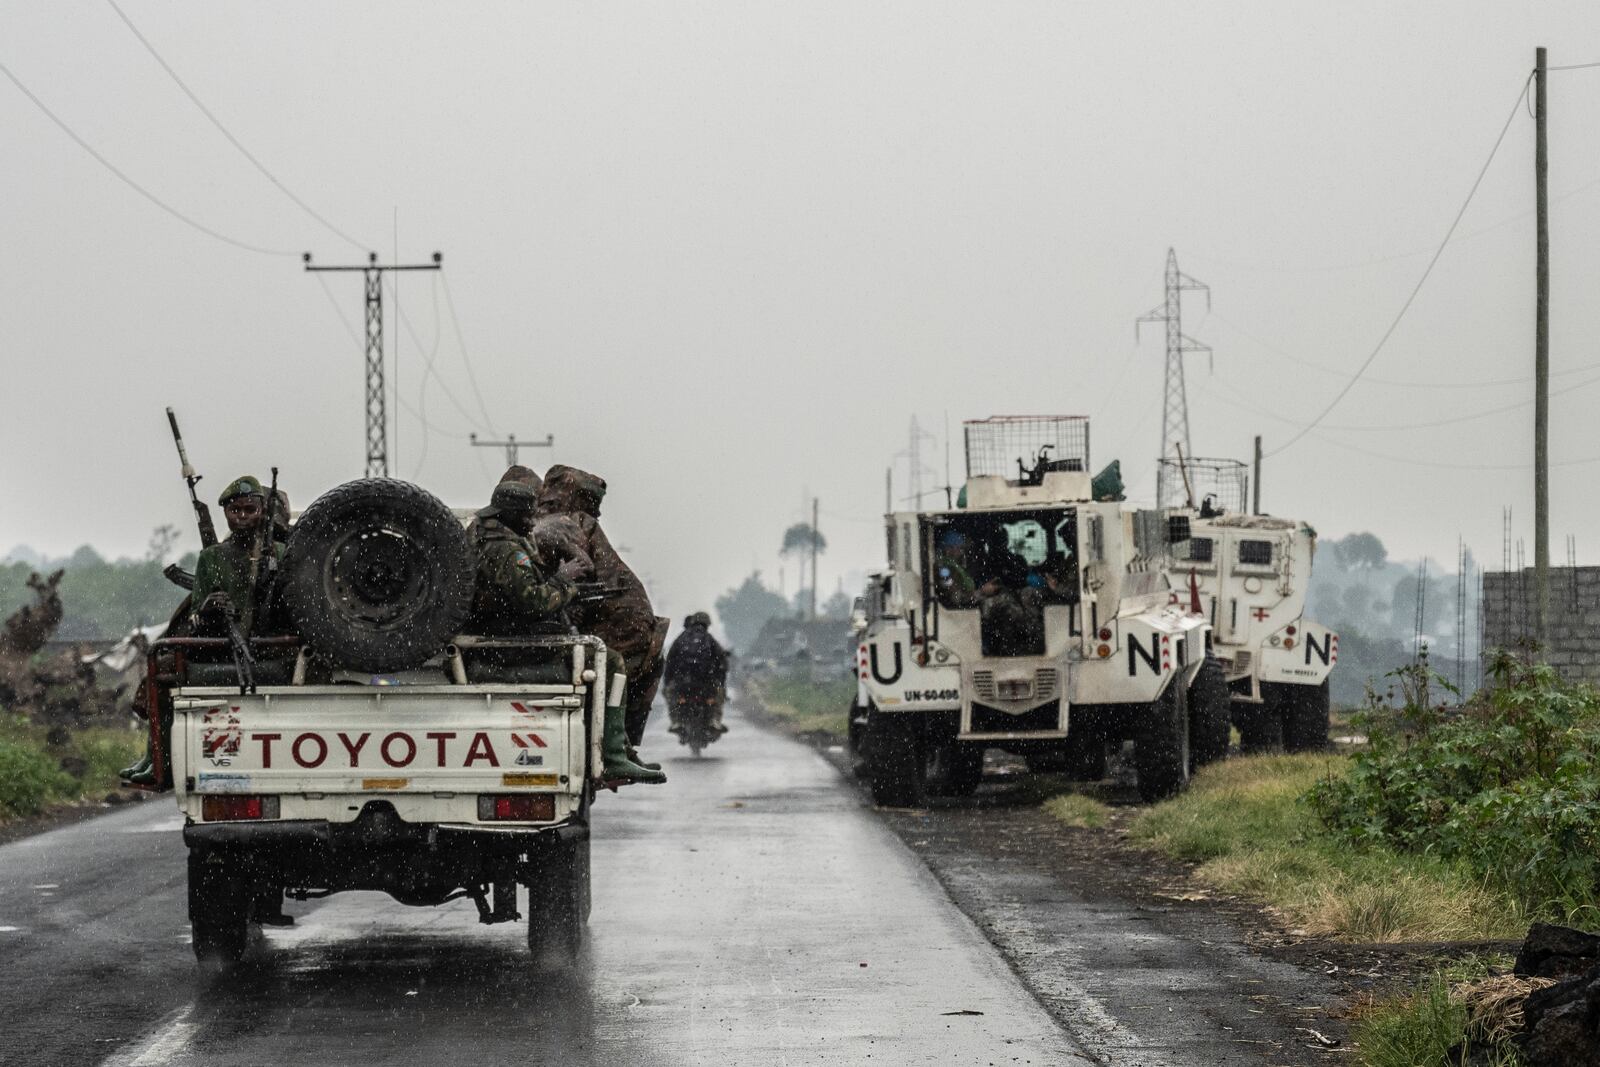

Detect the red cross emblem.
[{"left": 1251, "top": 607, "right": 1270, "bottom": 621}]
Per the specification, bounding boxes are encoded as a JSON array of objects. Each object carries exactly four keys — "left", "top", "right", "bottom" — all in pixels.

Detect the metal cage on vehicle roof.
[
  {"left": 1158, "top": 456, "right": 1249, "bottom": 514},
  {"left": 962, "top": 416, "right": 1090, "bottom": 482}
]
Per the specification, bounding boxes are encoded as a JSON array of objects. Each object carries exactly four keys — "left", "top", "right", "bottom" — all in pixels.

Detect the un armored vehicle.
[
  {"left": 849, "top": 417, "right": 1229, "bottom": 806},
  {"left": 1160, "top": 458, "right": 1337, "bottom": 752},
  {"left": 140, "top": 478, "right": 606, "bottom": 965}
]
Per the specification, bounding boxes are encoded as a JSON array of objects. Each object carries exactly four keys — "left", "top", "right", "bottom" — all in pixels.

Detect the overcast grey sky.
[{"left": 3, "top": 2, "right": 1599, "bottom": 623}]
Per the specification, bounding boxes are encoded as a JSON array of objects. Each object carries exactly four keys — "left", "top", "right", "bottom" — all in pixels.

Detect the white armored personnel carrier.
[
  {"left": 848, "top": 417, "right": 1229, "bottom": 806},
  {"left": 1160, "top": 458, "right": 1337, "bottom": 752}
]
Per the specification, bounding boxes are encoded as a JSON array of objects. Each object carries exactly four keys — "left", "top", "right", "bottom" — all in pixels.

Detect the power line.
[
  {"left": 0, "top": 57, "right": 297, "bottom": 256},
  {"left": 1211, "top": 309, "right": 1600, "bottom": 390},
  {"left": 1196, "top": 366, "right": 1600, "bottom": 433},
  {"left": 103, "top": 0, "right": 368, "bottom": 253},
  {"left": 439, "top": 272, "right": 501, "bottom": 438},
  {"left": 1264, "top": 71, "right": 1534, "bottom": 458},
  {"left": 312, "top": 271, "right": 472, "bottom": 442}
]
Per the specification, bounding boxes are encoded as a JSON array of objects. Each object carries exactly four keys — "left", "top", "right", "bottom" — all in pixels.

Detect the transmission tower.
[
  {"left": 1137, "top": 248, "right": 1211, "bottom": 507},
  {"left": 305, "top": 250, "right": 442, "bottom": 477},
  {"left": 896, "top": 416, "right": 939, "bottom": 505},
  {"left": 470, "top": 432, "right": 553, "bottom": 468}
]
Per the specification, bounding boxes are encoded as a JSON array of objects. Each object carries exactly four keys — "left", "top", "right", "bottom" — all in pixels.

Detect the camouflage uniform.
[
  {"left": 477, "top": 477, "right": 663, "bottom": 785},
  {"left": 468, "top": 486, "right": 576, "bottom": 636},
  {"left": 190, "top": 475, "right": 284, "bottom": 635},
  {"left": 535, "top": 465, "right": 666, "bottom": 746}
]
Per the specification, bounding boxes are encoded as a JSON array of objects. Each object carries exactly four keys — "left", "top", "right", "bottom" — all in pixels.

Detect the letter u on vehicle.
[{"left": 870, "top": 642, "right": 903, "bottom": 684}]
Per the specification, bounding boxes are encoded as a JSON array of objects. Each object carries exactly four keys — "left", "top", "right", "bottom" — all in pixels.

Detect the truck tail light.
[
  {"left": 201, "top": 795, "right": 279, "bottom": 821},
  {"left": 478, "top": 794, "right": 556, "bottom": 822}
]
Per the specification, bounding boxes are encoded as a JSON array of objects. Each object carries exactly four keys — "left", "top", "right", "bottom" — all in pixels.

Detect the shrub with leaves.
[{"left": 1309, "top": 652, "right": 1600, "bottom": 920}]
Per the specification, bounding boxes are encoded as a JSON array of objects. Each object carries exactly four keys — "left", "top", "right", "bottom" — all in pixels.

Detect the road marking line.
[
  {"left": 0, "top": 925, "right": 21, "bottom": 933},
  {"left": 126, "top": 814, "right": 186, "bottom": 833},
  {"left": 100, "top": 1005, "right": 197, "bottom": 1067}
]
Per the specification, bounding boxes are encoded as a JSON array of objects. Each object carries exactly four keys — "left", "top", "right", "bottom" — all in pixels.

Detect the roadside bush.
[
  {"left": 751, "top": 669, "right": 855, "bottom": 738},
  {"left": 0, "top": 736, "right": 74, "bottom": 818},
  {"left": 1310, "top": 653, "right": 1600, "bottom": 922}
]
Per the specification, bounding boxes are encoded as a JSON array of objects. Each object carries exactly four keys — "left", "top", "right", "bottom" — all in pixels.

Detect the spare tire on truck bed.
[{"left": 280, "top": 478, "right": 474, "bottom": 673}]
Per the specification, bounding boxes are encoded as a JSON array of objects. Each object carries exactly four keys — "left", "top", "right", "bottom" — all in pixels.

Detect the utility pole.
[
  {"left": 1252, "top": 435, "right": 1263, "bottom": 515},
  {"left": 470, "top": 432, "right": 554, "bottom": 468},
  {"left": 305, "top": 250, "right": 442, "bottom": 477},
  {"left": 1137, "top": 249, "right": 1211, "bottom": 507},
  {"left": 1534, "top": 46, "right": 1551, "bottom": 652},
  {"left": 810, "top": 497, "right": 820, "bottom": 621}
]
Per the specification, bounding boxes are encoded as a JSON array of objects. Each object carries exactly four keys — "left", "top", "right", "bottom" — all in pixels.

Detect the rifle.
[
  {"left": 248, "top": 467, "right": 281, "bottom": 631},
  {"left": 225, "top": 616, "right": 257, "bottom": 695},
  {"left": 166, "top": 407, "right": 217, "bottom": 548}
]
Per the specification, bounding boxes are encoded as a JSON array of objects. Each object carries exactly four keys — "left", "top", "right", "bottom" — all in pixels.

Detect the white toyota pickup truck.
[{"left": 143, "top": 478, "right": 617, "bottom": 966}]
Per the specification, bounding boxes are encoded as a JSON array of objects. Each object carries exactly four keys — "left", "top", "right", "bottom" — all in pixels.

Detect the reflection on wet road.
[{"left": 1, "top": 704, "right": 1088, "bottom": 1066}]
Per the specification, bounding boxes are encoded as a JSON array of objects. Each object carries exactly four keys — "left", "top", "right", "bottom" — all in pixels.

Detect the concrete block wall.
[{"left": 1483, "top": 567, "right": 1600, "bottom": 685}]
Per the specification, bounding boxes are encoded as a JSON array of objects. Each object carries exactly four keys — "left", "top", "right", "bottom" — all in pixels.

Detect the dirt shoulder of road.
[
  {"left": 738, "top": 687, "right": 1506, "bottom": 1065},
  {"left": 0, "top": 788, "right": 155, "bottom": 847}
]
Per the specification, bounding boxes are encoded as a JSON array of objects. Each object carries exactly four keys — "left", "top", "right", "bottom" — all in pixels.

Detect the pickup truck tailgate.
[{"left": 173, "top": 686, "right": 588, "bottom": 800}]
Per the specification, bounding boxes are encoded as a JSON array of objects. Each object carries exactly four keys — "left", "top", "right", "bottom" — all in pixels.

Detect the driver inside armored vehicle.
[{"left": 930, "top": 512, "right": 1078, "bottom": 657}]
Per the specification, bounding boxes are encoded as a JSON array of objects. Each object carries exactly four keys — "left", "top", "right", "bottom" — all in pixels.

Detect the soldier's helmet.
[
  {"left": 489, "top": 479, "right": 539, "bottom": 515},
  {"left": 218, "top": 475, "right": 265, "bottom": 505},
  {"left": 685, "top": 611, "right": 712, "bottom": 629}
]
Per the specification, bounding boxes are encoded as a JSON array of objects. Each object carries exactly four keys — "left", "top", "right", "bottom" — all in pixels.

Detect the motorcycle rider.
[{"left": 663, "top": 612, "right": 730, "bottom": 736}]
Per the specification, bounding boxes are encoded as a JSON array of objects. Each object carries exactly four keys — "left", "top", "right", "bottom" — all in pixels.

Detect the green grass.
[
  {"left": 1130, "top": 754, "right": 1525, "bottom": 942},
  {"left": 0, "top": 714, "right": 142, "bottom": 821},
  {"left": 750, "top": 670, "right": 856, "bottom": 740},
  {"left": 1042, "top": 792, "right": 1111, "bottom": 829},
  {"left": 1354, "top": 957, "right": 1523, "bottom": 1067}
]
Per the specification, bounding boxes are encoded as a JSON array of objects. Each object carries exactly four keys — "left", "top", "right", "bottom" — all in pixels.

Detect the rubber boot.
[
  {"left": 128, "top": 707, "right": 173, "bottom": 788},
  {"left": 602, "top": 701, "right": 666, "bottom": 784},
  {"left": 626, "top": 745, "right": 662, "bottom": 772}
]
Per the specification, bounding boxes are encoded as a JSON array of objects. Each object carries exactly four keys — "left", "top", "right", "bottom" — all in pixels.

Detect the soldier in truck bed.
[
  {"left": 190, "top": 475, "right": 284, "bottom": 635},
  {"left": 534, "top": 465, "right": 669, "bottom": 767},
  {"left": 471, "top": 478, "right": 664, "bottom": 785}
]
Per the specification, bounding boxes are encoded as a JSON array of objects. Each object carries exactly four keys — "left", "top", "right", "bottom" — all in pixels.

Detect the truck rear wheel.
[
  {"left": 527, "top": 837, "right": 585, "bottom": 967},
  {"left": 866, "top": 709, "right": 924, "bottom": 807},
  {"left": 926, "top": 740, "right": 983, "bottom": 797},
  {"left": 188, "top": 850, "right": 251, "bottom": 965},
  {"left": 1135, "top": 682, "right": 1191, "bottom": 803},
  {"left": 1281, "top": 681, "right": 1331, "bottom": 753},
  {"left": 1188, "top": 656, "right": 1231, "bottom": 767}
]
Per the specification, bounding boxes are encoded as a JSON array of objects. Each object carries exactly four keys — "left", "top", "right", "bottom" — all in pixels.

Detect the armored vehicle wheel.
[
  {"left": 1280, "top": 680, "right": 1331, "bottom": 753},
  {"left": 280, "top": 478, "right": 474, "bottom": 673},
  {"left": 188, "top": 850, "right": 251, "bottom": 964},
  {"left": 866, "top": 708, "right": 925, "bottom": 807},
  {"left": 1135, "top": 682, "right": 1191, "bottom": 803},
  {"left": 926, "top": 739, "right": 984, "bottom": 797},
  {"left": 1234, "top": 696, "right": 1284, "bottom": 754},
  {"left": 1188, "top": 656, "right": 1231, "bottom": 767},
  {"left": 527, "top": 836, "right": 585, "bottom": 967}
]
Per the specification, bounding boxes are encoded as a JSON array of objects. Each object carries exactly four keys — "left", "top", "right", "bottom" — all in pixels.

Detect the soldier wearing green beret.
[
  {"left": 190, "top": 475, "right": 284, "bottom": 635},
  {"left": 469, "top": 479, "right": 664, "bottom": 785}
]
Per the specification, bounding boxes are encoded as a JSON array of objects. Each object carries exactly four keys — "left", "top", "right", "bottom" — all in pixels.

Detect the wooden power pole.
[{"left": 1535, "top": 46, "right": 1551, "bottom": 651}]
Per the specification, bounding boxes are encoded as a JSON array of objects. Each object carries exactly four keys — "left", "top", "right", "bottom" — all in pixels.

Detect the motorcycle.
[{"left": 668, "top": 687, "right": 725, "bottom": 757}]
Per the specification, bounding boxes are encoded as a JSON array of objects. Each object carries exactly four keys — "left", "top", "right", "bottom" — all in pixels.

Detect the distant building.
[{"left": 1482, "top": 567, "right": 1600, "bottom": 685}]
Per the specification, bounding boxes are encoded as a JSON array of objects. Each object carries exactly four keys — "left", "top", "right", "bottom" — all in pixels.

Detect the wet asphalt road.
[{"left": 0, "top": 705, "right": 1088, "bottom": 1067}]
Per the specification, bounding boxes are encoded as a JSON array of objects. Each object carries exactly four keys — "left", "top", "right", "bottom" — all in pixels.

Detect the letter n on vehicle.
[
  {"left": 870, "top": 642, "right": 903, "bottom": 684},
  {"left": 1127, "top": 634, "right": 1159, "bottom": 676},
  {"left": 1305, "top": 632, "right": 1331, "bottom": 666}
]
